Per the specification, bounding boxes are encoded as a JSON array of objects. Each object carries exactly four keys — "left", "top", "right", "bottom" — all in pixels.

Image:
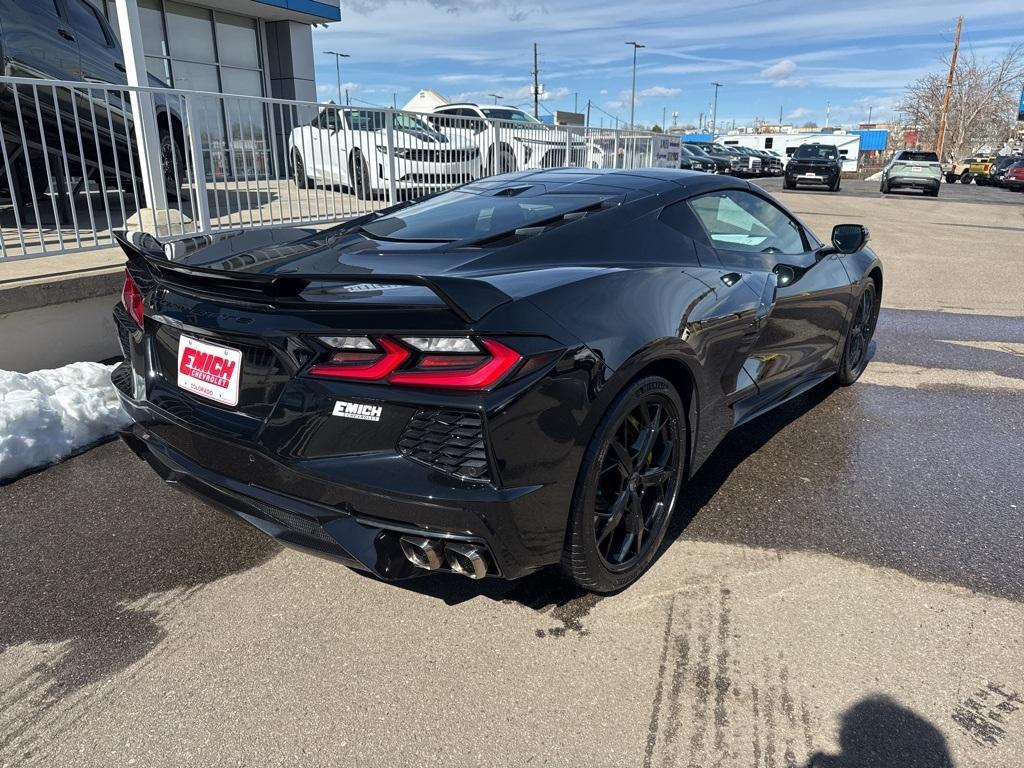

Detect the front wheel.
[
  {"left": 837, "top": 282, "right": 878, "bottom": 385},
  {"left": 292, "top": 150, "right": 313, "bottom": 189},
  {"left": 561, "top": 376, "right": 686, "bottom": 593},
  {"left": 959, "top": 172, "right": 972, "bottom": 184},
  {"left": 159, "top": 127, "right": 185, "bottom": 201},
  {"left": 349, "top": 150, "right": 373, "bottom": 200}
]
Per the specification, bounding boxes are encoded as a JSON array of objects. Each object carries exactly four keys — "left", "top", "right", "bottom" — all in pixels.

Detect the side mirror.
[{"left": 831, "top": 223, "right": 869, "bottom": 254}]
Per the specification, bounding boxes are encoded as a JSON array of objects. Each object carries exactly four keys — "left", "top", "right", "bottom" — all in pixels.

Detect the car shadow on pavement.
[
  {"left": 0, "top": 440, "right": 278, "bottom": 754},
  {"left": 806, "top": 695, "right": 955, "bottom": 768}
]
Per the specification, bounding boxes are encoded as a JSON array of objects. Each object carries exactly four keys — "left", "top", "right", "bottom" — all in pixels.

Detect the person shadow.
[{"left": 806, "top": 695, "right": 956, "bottom": 768}]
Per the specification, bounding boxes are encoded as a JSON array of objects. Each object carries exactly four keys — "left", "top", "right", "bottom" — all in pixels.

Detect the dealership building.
[{"left": 98, "top": 0, "right": 339, "bottom": 103}]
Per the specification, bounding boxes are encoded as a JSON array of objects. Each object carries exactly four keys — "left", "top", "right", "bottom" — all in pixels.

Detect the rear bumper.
[
  {"left": 114, "top": 383, "right": 568, "bottom": 582},
  {"left": 888, "top": 175, "right": 940, "bottom": 190}
]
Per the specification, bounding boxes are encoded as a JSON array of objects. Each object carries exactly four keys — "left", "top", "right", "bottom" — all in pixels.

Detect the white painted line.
[
  {"left": 862, "top": 362, "right": 1024, "bottom": 392},
  {"left": 940, "top": 340, "right": 1024, "bottom": 357}
]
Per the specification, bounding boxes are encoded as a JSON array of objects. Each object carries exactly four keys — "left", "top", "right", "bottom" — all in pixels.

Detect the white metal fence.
[{"left": 0, "top": 76, "right": 679, "bottom": 261}]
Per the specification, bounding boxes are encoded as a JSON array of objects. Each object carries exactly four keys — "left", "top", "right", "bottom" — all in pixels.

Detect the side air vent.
[{"left": 398, "top": 409, "right": 491, "bottom": 482}]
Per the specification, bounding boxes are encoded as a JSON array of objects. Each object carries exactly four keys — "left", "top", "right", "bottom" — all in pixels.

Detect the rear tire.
[
  {"left": 561, "top": 376, "right": 686, "bottom": 593},
  {"left": 880, "top": 179, "right": 889, "bottom": 194},
  {"left": 783, "top": 177, "right": 795, "bottom": 190},
  {"left": 959, "top": 172, "right": 972, "bottom": 184},
  {"left": 159, "top": 127, "right": 185, "bottom": 201},
  {"left": 837, "top": 282, "right": 878, "bottom": 386}
]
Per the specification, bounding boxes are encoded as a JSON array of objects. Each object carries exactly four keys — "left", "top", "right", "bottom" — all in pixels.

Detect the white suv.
[{"left": 425, "top": 103, "right": 588, "bottom": 174}]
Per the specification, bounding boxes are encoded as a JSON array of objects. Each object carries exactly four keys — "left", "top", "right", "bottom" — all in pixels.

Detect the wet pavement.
[{"left": 1, "top": 304, "right": 1022, "bottom": 767}]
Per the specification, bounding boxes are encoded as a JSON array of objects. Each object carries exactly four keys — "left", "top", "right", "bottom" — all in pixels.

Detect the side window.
[
  {"left": 688, "top": 190, "right": 807, "bottom": 263},
  {"left": 68, "top": 0, "right": 111, "bottom": 46},
  {"left": 764, "top": 138, "right": 774, "bottom": 149},
  {"left": 660, "top": 200, "right": 709, "bottom": 244},
  {"left": 316, "top": 110, "right": 340, "bottom": 130}
]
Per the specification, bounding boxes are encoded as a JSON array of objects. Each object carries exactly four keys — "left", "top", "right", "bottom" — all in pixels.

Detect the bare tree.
[{"left": 899, "top": 45, "right": 1024, "bottom": 161}]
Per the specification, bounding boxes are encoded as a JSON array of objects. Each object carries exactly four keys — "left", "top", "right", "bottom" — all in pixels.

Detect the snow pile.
[
  {"left": 865, "top": 171, "right": 883, "bottom": 182},
  {"left": 0, "top": 362, "right": 131, "bottom": 482}
]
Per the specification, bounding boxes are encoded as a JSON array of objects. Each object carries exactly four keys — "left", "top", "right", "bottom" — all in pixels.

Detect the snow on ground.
[
  {"left": 865, "top": 170, "right": 883, "bottom": 181},
  {"left": 0, "top": 362, "right": 130, "bottom": 482}
]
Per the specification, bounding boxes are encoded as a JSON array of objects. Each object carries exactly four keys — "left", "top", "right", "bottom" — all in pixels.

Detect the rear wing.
[{"left": 113, "top": 231, "right": 512, "bottom": 323}]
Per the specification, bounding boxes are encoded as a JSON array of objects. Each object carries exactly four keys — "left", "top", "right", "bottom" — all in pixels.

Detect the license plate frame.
[{"left": 176, "top": 333, "right": 243, "bottom": 407}]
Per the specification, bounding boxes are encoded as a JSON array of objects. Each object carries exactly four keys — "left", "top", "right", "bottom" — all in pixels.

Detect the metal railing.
[{"left": 0, "top": 76, "right": 680, "bottom": 261}]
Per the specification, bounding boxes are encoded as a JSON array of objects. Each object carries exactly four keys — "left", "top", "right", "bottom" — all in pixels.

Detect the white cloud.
[
  {"left": 787, "top": 107, "right": 811, "bottom": 120},
  {"left": 638, "top": 86, "right": 681, "bottom": 98},
  {"left": 760, "top": 59, "right": 803, "bottom": 86}
]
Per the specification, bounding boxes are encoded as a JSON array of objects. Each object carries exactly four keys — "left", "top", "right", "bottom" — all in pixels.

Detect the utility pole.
[
  {"left": 323, "top": 51, "right": 350, "bottom": 105},
  {"left": 586, "top": 99, "right": 592, "bottom": 128},
  {"left": 344, "top": 88, "right": 350, "bottom": 106},
  {"left": 574, "top": 92, "right": 578, "bottom": 113},
  {"left": 779, "top": 104, "right": 783, "bottom": 127},
  {"left": 825, "top": 100, "right": 831, "bottom": 128},
  {"left": 867, "top": 105, "right": 873, "bottom": 124},
  {"left": 488, "top": 93, "right": 503, "bottom": 105},
  {"left": 936, "top": 15, "right": 963, "bottom": 160},
  {"left": 710, "top": 82, "right": 722, "bottom": 136},
  {"left": 532, "top": 43, "right": 540, "bottom": 119},
  {"left": 661, "top": 107, "right": 666, "bottom": 130},
  {"left": 626, "top": 41, "right": 645, "bottom": 129}
]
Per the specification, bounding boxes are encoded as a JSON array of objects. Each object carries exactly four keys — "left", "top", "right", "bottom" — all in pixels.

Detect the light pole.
[
  {"left": 323, "top": 51, "right": 349, "bottom": 105},
  {"left": 710, "top": 82, "right": 722, "bottom": 136},
  {"left": 488, "top": 93, "right": 503, "bottom": 105},
  {"left": 866, "top": 105, "right": 873, "bottom": 124},
  {"left": 625, "top": 41, "right": 645, "bottom": 129}
]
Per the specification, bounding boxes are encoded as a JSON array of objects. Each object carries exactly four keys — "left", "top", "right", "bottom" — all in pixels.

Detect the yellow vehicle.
[{"left": 966, "top": 157, "right": 996, "bottom": 183}]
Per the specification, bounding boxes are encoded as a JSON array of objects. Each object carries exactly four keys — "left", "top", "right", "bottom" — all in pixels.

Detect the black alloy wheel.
[
  {"left": 562, "top": 376, "right": 685, "bottom": 592},
  {"left": 350, "top": 150, "right": 373, "bottom": 200},
  {"left": 293, "top": 150, "right": 313, "bottom": 189},
  {"left": 159, "top": 128, "right": 184, "bottom": 200},
  {"left": 838, "top": 282, "right": 878, "bottom": 385}
]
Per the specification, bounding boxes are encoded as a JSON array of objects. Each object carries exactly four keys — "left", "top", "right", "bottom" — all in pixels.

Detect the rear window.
[
  {"left": 898, "top": 151, "right": 939, "bottom": 162},
  {"left": 359, "top": 190, "right": 608, "bottom": 242},
  {"left": 794, "top": 145, "right": 838, "bottom": 160}
]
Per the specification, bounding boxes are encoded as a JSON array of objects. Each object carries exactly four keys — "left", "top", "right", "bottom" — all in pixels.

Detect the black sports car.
[{"left": 111, "top": 168, "right": 882, "bottom": 593}]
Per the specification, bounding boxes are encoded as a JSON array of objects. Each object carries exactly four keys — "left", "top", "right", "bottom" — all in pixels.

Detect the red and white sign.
[{"left": 177, "top": 334, "right": 242, "bottom": 406}]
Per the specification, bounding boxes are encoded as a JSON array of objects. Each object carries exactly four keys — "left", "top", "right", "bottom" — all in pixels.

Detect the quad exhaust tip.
[
  {"left": 399, "top": 536, "right": 491, "bottom": 579},
  {"left": 399, "top": 536, "right": 444, "bottom": 571},
  {"left": 444, "top": 541, "right": 489, "bottom": 580}
]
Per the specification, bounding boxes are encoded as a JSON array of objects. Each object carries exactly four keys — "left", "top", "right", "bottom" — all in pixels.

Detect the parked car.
[
  {"left": 784, "top": 143, "right": 843, "bottom": 191},
  {"left": 880, "top": 150, "right": 942, "bottom": 196},
  {"left": 983, "top": 155, "right": 1024, "bottom": 187},
  {"left": 0, "top": 0, "right": 186, "bottom": 204},
  {"left": 288, "top": 107, "right": 480, "bottom": 200},
  {"left": 426, "top": 103, "right": 587, "bottom": 173},
  {"left": 750, "top": 148, "right": 783, "bottom": 175},
  {"left": 967, "top": 157, "right": 996, "bottom": 183},
  {"left": 683, "top": 142, "right": 736, "bottom": 174},
  {"left": 112, "top": 168, "right": 882, "bottom": 593},
  {"left": 945, "top": 157, "right": 977, "bottom": 183},
  {"left": 678, "top": 144, "right": 716, "bottom": 172},
  {"left": 1002, "top": 160, "right": 1024, "bottom": 191}
]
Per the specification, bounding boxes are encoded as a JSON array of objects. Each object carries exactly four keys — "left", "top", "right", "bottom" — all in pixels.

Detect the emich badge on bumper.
[
  {"left": 332, "top": 400, "right": 382, "bottom": 421},
  {"left": 177, "top": 334, "right": 242, "bottom": 406}
]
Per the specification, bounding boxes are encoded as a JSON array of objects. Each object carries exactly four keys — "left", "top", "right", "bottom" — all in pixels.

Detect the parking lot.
[{"left": 2, "top": 176, "right": 1023, "bottom": 767}]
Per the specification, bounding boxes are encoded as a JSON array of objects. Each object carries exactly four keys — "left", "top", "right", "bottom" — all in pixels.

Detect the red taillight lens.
[
  {"left": 389, "top": 339, "right": 521, "bottom": 389},
  {"left": 121, "top": 269, "right": 144, "bottom": 327},
  {"left": 307, "top": 336, "right": 523, "bottom": 390},
  {"left": 308, "top": 336, "right": 410, "bottom": 380}
]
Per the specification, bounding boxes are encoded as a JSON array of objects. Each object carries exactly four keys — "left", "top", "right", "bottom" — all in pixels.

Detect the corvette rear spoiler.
[{"left": 113, "top": 231, "right": 512, "bottom": 323}]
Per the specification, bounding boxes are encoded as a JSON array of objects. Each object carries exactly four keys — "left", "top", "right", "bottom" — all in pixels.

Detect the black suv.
[
  {"left": 0, "top": 0, "right": 185, "bottom": 206},
  {"left": 784, "top": 143, "right": 843, "bottom": 192},
  {"left": 678, "top": 144, "right": 716, "bottom": 173}
]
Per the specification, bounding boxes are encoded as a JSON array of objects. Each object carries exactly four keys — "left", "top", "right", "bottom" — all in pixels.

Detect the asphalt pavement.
[{"left": 1, "top": 187, "right": 1023, "bottom": 768}]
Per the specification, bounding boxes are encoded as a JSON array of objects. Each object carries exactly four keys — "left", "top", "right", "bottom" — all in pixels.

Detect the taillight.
[
  {"left": 308, "top": 336, "right": 410, "bottom": 380},
  {"left": 121, "top": 269, "right": 144, "bottom": 327},
  {"left": 308, "top": 335, "right": 523, "bottom": 390}
]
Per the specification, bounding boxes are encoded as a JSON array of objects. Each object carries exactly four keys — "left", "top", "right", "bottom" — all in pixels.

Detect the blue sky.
[{"left": 312, "top": 1, "right": 1022, "bottom": 128}]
